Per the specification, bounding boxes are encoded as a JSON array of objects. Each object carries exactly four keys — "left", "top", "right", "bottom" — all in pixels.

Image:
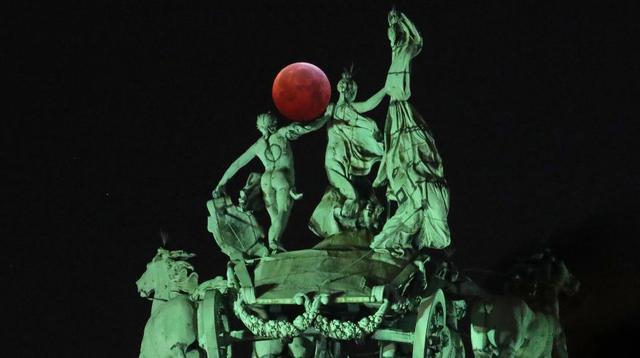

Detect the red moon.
[{"left": 272, "top": 62, "right": 331, "bottom": 122}]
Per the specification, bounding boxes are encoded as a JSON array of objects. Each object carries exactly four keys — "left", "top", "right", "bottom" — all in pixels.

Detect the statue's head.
[
  {"left": 337, "top": 67, "right": 357, "bottom": 102},
  {"left": 256, "top": 112, "right": 277, "bottom": 136},
  {"left": 136, "top": 248, "right": 199, "bottom": 301},
  {"left": 506, "top": 250, "right": 580, "bottom": 300},
  {"left": 387, "top": 8, "right": 405, "bottom": 46},
  {"left": 388, "top": 8, "right": 400, "bottom": 26}
]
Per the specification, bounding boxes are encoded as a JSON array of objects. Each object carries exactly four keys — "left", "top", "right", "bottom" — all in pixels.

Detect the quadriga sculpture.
[
  {"left": 469, "top": 252, "right": 580, "bottom": 357},
  {"left": 136, "top": 7, "right": 580, "bottom": 358}
]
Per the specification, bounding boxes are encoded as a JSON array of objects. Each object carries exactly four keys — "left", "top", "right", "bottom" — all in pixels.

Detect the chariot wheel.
[
  {"left": 197, "top": 290, "right": 233, "bottom": 358},
  {"left": 412, "top": 289, "right": 448, "bottom": 358}
]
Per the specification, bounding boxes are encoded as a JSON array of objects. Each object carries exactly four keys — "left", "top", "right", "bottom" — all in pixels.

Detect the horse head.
[
  {"left": 505, "top": 251, "right": 579, "bottom": 302},
  {"left": 136, "top": 248, "right": 199, "bottom": 301},
  {"left": 548, "top": 259, "right": 580, "bottom": 296}
]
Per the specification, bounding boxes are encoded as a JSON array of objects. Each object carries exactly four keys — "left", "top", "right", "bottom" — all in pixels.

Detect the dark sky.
[{"left": 8, "top": 0, "right": 638, "bottom": 356}]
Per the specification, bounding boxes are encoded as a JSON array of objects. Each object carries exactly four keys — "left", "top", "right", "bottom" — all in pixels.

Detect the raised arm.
[
  {"left": 350, "top": 88, "right": 386, "bottom": 113},
  {"left": 215, "top": 142, "right": 258, "bottom": 190},
  {"left": 399, "top": 13, "right": 423, "bottom": 54}
]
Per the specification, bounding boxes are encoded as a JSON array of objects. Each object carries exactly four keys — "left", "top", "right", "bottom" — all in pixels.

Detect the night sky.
[{"left": 9, "top": 1, "right": 638, "bottom": 356}]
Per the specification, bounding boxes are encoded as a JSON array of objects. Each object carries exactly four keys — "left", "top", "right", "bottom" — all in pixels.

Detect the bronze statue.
[
  {"left": 309, "top": 68, "right": 385, "bottom": 238},
  {"left": 214, "top": 112, "right": 326, "bottom": 252},
  {"left": 137, "top": 9, "right": 578, "bottom": 358},
  {"left": 371, "top": 9, "right": 452, "bottom": 256}
]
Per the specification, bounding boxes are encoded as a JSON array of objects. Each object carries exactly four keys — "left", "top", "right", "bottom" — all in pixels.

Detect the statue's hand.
[
  {"left": 212, "top": 185, "right": 225, "bottom": 198},
  {"left": 388, "top": 9, "right": 400, "bottom": 25}
]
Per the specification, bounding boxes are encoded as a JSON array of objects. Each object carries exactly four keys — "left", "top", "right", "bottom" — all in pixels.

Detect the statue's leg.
[
  {"left": 263, "top": 170, "right": 292, "bottom": 250},
  {"left": 327, "top": 168, "right": 358, "bottom": 216},
  {"left": 370, "top": 202, "right": 419, "bottom": 254},
  {"left": 422, "top": 182, "right": 451, "bottom": 248},
  {"left": 327, "top": 168, "right": 356, "bottom": 200},
  {"left": 271, "top": 186, "right": 292, "bottom": 249},
  {"left": 261, "top": 172, "right": 279, "bottom": 248}
]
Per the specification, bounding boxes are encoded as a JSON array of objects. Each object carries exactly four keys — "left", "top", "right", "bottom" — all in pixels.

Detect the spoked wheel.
[
  {"left": 197, "top": 290, "right": 232, "bottom": 358},
  {"left": 412, "top": 289, "right": 448, "bottom": 358}
]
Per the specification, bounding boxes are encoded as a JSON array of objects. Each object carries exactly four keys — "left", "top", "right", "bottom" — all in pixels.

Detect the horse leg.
[
  {"left": 254, "top": 339, "right": 284, "bottom": 358},
  {"left": 170, "top": 343, "right": 188, "bottom": 358},
  {"left": 491, "top": 296, "right": 534, "bottom": 358},
  {"left": 493, "top": 324, "right": 521, "bottom": 358},
  {"left": 470, "top": 323, "right": 493, "bottom": 358},
  {"left": 552, "top": 329, "right": 569, "bottom": 358},
  {"left": 496, "top": 347, "right": 516, "bottom": 358},
  {"left": 380, "top": 342, "right": 396, "bottom": 357},
  {"left": 469, "top": 301, "right": 496, "bottom": 357},
  {"left": 170, "top": 344, "right": 203, "bottom": 358},
  {"left": 288, "top": 336, "right": 314, "bottom": 358}
]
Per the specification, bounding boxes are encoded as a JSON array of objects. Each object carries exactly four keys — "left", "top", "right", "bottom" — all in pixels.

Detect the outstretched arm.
[
  {"left": 350, "top": 88, "right": 386, "bottom": 113},
  {"left": 282, "top": 107, "right": 331, "bottom": 140},
  {"left": 215, "top": 142, "right": 258, "bottom": 190}
]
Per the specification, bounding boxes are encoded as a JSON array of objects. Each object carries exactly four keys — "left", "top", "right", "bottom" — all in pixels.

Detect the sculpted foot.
[
  {"left": 341, "top": 198, "right": 358, "bottom": 217},
  {"left": 289, "top": 188, "right": 303, "bottom": 200}
]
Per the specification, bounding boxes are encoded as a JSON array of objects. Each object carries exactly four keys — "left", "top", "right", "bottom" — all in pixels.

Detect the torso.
[
  {"left": 332, "top": 102, "right": 359, "bottom": 123},
  {"left": 255, "top": 133, "right": 294, "bottom": 181},
  {"left": 385, "top": 43, "right": 417, "bottom": 100}
]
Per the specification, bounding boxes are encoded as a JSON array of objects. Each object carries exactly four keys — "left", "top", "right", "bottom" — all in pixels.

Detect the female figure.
[
  {"left": 371, "top": 10, "right": 451, "bottom": 255},
  {"left": 309, "top": 69, "right": 385, "bottom": 238}
]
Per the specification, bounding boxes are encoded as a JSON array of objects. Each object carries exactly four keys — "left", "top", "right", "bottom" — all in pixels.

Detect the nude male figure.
[{"left": 215, "top": 112, "right": 326, "bottom": 252}]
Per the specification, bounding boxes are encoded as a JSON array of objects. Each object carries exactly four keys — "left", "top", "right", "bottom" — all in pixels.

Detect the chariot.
[{"left": 198, "top": 195, "right": 466, "bottom": 358}]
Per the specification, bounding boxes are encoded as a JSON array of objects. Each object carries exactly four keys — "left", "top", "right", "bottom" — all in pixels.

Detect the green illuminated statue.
[
  {"left": 137, "top": 8, "right": 578, "bottom": 358},
  {"left": 469, "top": 251, "right": 579, "bottom": 357},
  {"left": 136, "top": 248, "right": 228, "bottom": 358},
  {"left": 309, "top": 68, "right": 385, "bottom": 238},
  {"left": 214, "top": 112, "right": 326, "bottom": 252},
  {"left": 370, "top": 9, "right": 451, "bottom": 256}
]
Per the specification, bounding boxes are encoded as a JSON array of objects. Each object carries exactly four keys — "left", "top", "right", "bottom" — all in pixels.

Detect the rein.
[{"left": 147, "top": 296, "right": 168, "bottom": 302}]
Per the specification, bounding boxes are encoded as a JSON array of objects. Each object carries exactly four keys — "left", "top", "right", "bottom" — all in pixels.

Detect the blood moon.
[{"left": 272, "top": 62, "right": 331, "bottom": 122}]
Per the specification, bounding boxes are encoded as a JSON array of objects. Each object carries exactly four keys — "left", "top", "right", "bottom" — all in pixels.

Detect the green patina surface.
[{"left": 136, "top": 9, "right": 578, "bottom": 358}]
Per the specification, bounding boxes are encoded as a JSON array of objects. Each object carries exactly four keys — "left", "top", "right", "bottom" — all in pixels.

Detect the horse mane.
[
  {"left": 168, "top": 260, "right": 195, "bottom": 282},
  {"left": 154, "top": 248, "right": 198, "bottom": 293},
  {"left": 505, "top": 250, "right": 568, "bottom": 310}
]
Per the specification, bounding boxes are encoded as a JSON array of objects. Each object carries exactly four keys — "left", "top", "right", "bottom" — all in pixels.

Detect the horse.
[
  {"left": 136, "top": 248, "right": 204, "bottom": 358},
  {"left": 468, "top": 252, "right": 580, "bottom": 358}
]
